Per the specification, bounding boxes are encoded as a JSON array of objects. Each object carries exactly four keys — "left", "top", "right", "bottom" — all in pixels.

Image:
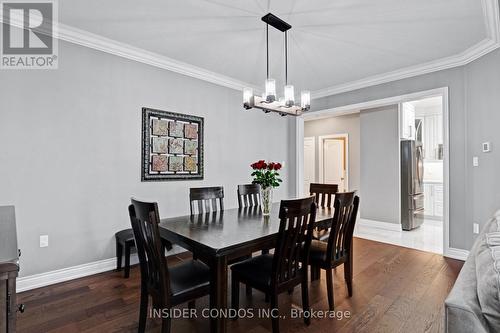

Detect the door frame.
[
  {"left": 303, "top": 136, "right": 316, "bottom": 196},
  {"left": 318, "top": 134, "right": 349, "bottom": 191},
  {"left": 295, "top": 87, "right": 452, "bottom": 258}
]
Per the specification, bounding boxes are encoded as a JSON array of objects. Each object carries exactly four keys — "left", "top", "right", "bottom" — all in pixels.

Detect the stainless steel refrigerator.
[{"left": 400, "top": 139, "right": 424, "bottom": 230}]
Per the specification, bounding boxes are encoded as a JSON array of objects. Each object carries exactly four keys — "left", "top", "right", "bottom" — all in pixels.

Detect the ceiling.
[{"left": 58, "top": 0, "right": 494, "bottom": 97}]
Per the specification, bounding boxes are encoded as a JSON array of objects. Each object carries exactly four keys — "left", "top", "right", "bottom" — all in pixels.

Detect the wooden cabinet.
[{"left": 0, "top": 206, "right": 20, "bottom": 333}]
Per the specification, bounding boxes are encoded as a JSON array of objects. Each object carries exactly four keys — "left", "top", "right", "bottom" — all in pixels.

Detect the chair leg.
[
  {"left": 231, "top": 276, "right": 240, "bottom": 319},
  {"left": 326, "top": 268, "right": 334, "bottom": 311},
  {"left": 124, "top": 243, "right": 131, "bottom": 278},
  {"left": 188, "top": 300, "right": 196, "bottom": 309},
  {"left": 301, "top": 279, "right": 311, "bottom": 326},
  {"left": 344, "top": 255, "right": 353, "bottom": 297},
  {"left": 270, "top": 294, "right": 280, "bottom": 333},
  {"left": 116, "top": 241, "right": 123, "bottom": 271},
  {"left": 138, "top": 283, "right": 148, "bottom": 333},
  {"left": 311, "top": 265, "right": 320, "bottom": 281},
  {"left": 161, "top": 318, "right": 171, "bottom": 333}
]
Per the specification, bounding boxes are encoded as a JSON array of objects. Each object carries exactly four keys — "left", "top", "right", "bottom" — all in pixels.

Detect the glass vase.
[{"left": 260, "top": 186, "right": 273, "bottom": 216}]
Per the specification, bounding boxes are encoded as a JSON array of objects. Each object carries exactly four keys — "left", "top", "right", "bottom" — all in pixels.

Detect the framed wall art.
[{"left": 142, "top": 107, "right": 204, "bottom": 181}]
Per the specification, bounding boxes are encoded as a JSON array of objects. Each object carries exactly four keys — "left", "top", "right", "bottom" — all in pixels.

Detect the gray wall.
[
  {"left": 310, "top": 48, "right": 500, "bottom": 250},
  {"left": 0, "top": 41, "right": 294, "bottom": 277},
  {"left": 304, "top": 113, "right": 360, "bottom": 193},
  {"left": 359, "top": 105, "right": 399, "bottom": 223}
]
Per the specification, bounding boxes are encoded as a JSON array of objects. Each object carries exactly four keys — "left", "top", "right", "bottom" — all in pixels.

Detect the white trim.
[
  {"left": 318, "top": 134, "right": 349, "bottom": 191},
  {"left": 0, "top": 1, "right": 497, "bottom": 97},
  {"left": 444, "top": 248, "right": 470, "bottom": 261},
  {"left": 356, "top": 218, "right": 402, "bottom": 232},
  {"left": 303, "top": 136, "right": 316, "bottom": 197},
  {"left": 295, "top": 118, "right": 305, "bottom": 198},
  {"left": 17, "top": 247, "right": 185, "bottom": 293},
  {"left": 312, "top": 39, "right": 499, "bottom": 99}
]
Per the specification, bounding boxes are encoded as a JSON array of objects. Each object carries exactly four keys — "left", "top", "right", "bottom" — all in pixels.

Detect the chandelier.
[{"left": 243, "top": 13, "right": 310, "bottom": 116}]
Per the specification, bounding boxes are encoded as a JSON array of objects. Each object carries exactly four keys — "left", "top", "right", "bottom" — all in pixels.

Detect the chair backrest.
[
  {"left": 189, "top": 186, "right": 224, "bottom": 215},
  {"left": 129, "top": 198, "right": 170, "bottom": 307},
  {"left": 237, "top": 184, "right": 261, "bottom": 208},
  {"left": 325, "top": 192, "right": 360, "bottom": 263},
  {"left": 272, "top": 196, "right": 317, "bottom": 286},
  {"left": 309, "top": 183, "right": 339, "bottom": 208}
]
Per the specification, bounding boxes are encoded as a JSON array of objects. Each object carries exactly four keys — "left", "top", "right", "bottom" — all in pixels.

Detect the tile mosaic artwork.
[
  {"left": 169, "top": 121, "right": 184, "bottom": 138},
  {"left": 184, "top": 156, "right": 197, "bottom": 172},
  {"left": 184, "top": 140, "right": 198, "bottom": 155},
  {"left": 142, "top": 108, "right": 204, "bottom": 181},
  {"left": 169, "top": 156, "right": 184, "bottom": 172},
  {"left": 168, "top": 138, "right": 184, "bottom": 154}
]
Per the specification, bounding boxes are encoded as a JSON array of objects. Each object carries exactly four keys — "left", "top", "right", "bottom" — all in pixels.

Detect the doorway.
[
  {"left": 319, "top": 134, "right": 348, "bottom": 192},
  {"left": 398, "top": 96, "right": 444, "bottom": 254},
  {"left": 295, "top": 87, "right": 452, "bottom": 258}
]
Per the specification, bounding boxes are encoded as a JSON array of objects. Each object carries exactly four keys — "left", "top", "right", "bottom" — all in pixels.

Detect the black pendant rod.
[
  {"left": 266, "top": 23, "right": 269, "bottom": 79},
  {"left": 285, "top": 30, "right": 288, "bottom": 85}
]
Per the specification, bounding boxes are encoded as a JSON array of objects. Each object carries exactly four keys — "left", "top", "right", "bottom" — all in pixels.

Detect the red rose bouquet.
[
  {"left": 250, "top": 160, "right": 283, "bottom": 215},
  {"left": 250, "top": 160, "right": 283, "bottom": 189}
]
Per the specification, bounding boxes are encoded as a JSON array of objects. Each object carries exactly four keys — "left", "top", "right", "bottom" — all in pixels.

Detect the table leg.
[{"left": 210, "top": 255, "right": 228, "bottom": 333}]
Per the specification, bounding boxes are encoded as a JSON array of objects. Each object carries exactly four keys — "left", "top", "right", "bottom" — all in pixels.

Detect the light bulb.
[
  {"left": 265, "top": 78, "right": 276, "bottom": 102},
  {"left": 284, "top": 85, "right": 295, "bottom": 107},
  {"left": 243, "top": 87, "right": 254, "bottom": 109},
  {"left": 301, "top": 90, "right": 311, "bottom": 110}
]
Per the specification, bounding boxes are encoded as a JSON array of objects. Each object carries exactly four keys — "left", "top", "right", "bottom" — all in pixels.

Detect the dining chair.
[
  {"left": 307, "top": 192, "right": 359, "bottom": 311},
  {"left": 115, "top": 229, "right": 172, "bottom": 278},
  {"left": 231, "top": 196, "right": 317, "bottom": 333},
  {"left": 129, "top": 198, "right": 210, "bottom": 333},
  {"left": 309, "top": 183, "right": 338, "bottom": 208},
  {"left": 309, "top": 183, "right": 339, "bottom": 241},
  {"left": 237, "top": 184, "right": 261, "bottom": 208},
  {"left": 189, "top": 186, "right": 224, "bottom": 215},
  {"left": 237, "top": 184, "right": 270, "bottom": 257}
]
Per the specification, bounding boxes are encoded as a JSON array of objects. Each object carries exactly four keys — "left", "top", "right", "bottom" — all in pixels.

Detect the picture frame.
[{"left": 142, "top": 107, "right": 204, "bottom": 181}]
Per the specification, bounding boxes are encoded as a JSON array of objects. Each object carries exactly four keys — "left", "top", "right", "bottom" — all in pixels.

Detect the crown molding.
[
  {"left": 56, "top": 23, "right": 260, "bottom": 92},
  {"left": 311, "top": 0, "right": 500, "bottom": 99}
]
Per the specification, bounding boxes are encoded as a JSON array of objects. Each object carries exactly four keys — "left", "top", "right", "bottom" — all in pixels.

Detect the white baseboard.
[
  {"left": 17, "top": 246, "right": 185, "bottom": 293},
  {"left": 444, "top": 248, "right": 470, "bottom": 261},
  {"left": 356, "top": 218, "right": 402, "bottom": 232}
]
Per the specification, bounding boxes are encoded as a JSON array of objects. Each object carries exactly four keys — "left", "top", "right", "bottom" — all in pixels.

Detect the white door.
[
  {"left": 303, "top": 137, "right": 315, "bottom": 196},
  {"left": 323, "top": 138, "right": 346, "bottom": 191}
]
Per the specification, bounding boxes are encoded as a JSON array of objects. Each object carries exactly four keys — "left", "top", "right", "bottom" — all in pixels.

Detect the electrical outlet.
[
  {"left": 482, "top": 142, "right": 491, "bottom": 153},
  {"left": 40, "top": 235, "right": 49, "bottom": 248},
  {"left": 473, "top": 223, "right": 480, "bottom": 234},
  {"left": 473, "top": 156, "right": 479, "bottom": 167}
]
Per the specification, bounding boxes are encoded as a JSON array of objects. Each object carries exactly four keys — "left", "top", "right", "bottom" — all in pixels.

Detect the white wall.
[
  {"left": 304, "top": 113, "right": 360, "bottom": 194},
  {"left": 360, "top": 105, "right": 400, "bottom": 224},
  {"left": 0, "top": 41, "right": 294, "bottom": 277}
]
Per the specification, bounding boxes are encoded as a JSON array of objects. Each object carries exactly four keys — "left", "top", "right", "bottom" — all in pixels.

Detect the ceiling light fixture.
[{"left": 243, "top": 13, "right": 310, "bottom": 116}]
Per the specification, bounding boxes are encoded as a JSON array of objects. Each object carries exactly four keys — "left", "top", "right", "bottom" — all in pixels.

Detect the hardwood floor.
[{"left": 16, "top": 238, "right": 463, "bottom": 333}]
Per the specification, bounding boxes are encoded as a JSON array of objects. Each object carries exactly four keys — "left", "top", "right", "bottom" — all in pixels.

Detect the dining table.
[{"left": 159, "top": 202, "right": 334, "bottom": 333}]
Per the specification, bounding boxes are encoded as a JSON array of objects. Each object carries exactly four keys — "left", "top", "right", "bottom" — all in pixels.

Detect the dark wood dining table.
[{"left": 159, "top": 202, "right": 334, "bottom": 333}]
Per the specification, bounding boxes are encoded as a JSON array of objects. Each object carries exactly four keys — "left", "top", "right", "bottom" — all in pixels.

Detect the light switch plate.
[
  {"left": 473, "top": 156, "right": 479, "bottom": 167},
  {"left": 482, "top": 142, "right": 491, "bottom": 153},
  {"left": 473, "top": 223, "right": 480, "bottom": 234},
  {"left": 40, "top": 235, "right": 49, "bottom": 248}
]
